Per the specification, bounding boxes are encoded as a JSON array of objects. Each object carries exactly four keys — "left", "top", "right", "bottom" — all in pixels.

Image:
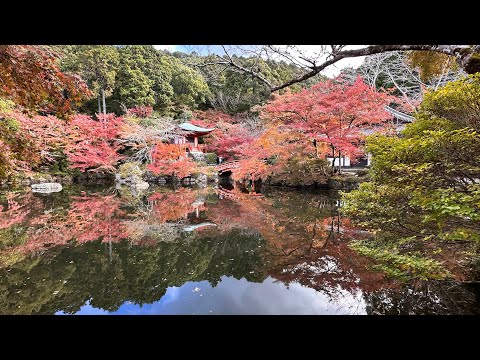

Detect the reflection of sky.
[{"left": 57, "top": 276, "right": 367, "bottom": 315}]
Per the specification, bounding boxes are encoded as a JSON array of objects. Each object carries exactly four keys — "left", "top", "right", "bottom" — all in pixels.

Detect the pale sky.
[{"left": 153, "top": 45, "right": 366, "bottom": 77}]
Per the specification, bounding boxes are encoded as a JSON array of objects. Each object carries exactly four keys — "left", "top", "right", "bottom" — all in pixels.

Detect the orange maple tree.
[
  {"left": 147, "top": 143, "right": 196, "bottom": 178},
  {"left": 0, "top": 45, "right": 90, "bottom": 117}
]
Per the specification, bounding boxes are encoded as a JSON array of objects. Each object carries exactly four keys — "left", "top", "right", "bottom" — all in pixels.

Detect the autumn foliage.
[
  {"left": 261, "top": 77, "right": 395, "bottom": 163},
  {"left": 233, "top": 126, "right": 319, "bottom": 182},
  {"left": 0, "top": 45, "right": 90, "bottom": 117},
  {"left": 147, "top": 143, "right": 196, "bottom": 178},
  {"left": 148, "top": 187, "right": 200, "bottom": 222},
  {"left": 66, "top": 113, "right": 126, "bottom": 172},
  {"left": 0, "top": 107, "right": 71, "bottom": 177},
  {"left": 1, "top": 75, "right": 399, "bottom": 183},
  {"left": 126, "top": 105, "right": 153, "bottom": 118},
  {"left": 189, "top": 78, "right": 396, "bottom": 183},
  {"left": 0, "top": 103, "right": 131, "bottom": 177},
  {"left": 190, "top": 110, "right": 255, "bottom": 159}
]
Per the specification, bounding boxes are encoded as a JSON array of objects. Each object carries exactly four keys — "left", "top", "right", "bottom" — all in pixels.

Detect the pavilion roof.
[{"left": 179, "top": 122, "right": 215, "bottom": 134}]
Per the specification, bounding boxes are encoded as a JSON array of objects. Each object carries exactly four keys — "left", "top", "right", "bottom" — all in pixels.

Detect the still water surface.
[{"left": 0, "top": 184, "right": 479, "bottom": 314}]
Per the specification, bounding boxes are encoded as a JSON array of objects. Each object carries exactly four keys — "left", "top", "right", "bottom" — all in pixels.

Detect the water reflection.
[{"left": 0, "top": 185, "right": 479, "bottom": 315}]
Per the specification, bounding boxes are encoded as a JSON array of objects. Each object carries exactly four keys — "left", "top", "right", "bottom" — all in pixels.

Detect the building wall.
[
  {"left": 172, "top": 136, "right": 186, "bottom": 144},
  {"left": 326, "top": 156, "right": 351, "bottom": 167}
]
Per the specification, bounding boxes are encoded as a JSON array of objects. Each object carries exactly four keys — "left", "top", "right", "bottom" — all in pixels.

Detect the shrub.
[
  {"left": 204, "top": 153, "right": 218, "bottom": 164},
  {"left": 117, "top": 162, "right": 144, "bottom": 178}
]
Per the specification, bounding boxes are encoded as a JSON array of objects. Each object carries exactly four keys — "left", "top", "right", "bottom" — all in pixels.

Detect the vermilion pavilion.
[{"left": 172, "top": 122, "right": 215, "bottom": 156}]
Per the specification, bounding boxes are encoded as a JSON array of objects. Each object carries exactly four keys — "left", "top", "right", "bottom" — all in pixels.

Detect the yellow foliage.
[{"left": 406, "top": 51, "right": 458, "bottom": 81}]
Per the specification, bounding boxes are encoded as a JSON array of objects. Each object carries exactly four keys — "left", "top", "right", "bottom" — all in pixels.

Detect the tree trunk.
[
  {"left": 331, "top": 146, "right": 336, "bottom": 172},
  {"left": 102, "top": 88, "right": 106, "bottom": 114},
  {"left": 98, "top": 95, "right": 102, "bottom": 114},
  {"left": 313, "top": 138, "right": 319, "bottom": 158},
  {"left": 338, "top": 151, "right": 342, "bottom": 175}
]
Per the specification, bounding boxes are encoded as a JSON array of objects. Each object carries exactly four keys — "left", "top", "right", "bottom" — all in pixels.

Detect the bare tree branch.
[
  {"left": 192, "top": 45, "right": 477, "bottom": 93},
  {"left": 342, "top": 51, "right": 465, "bottom": 109},
  {"left": 216, "top": 45, "right": 273, "bottom": 88},
  {"left": 270, "top": 45, "right": 472, "bottom": 92}
]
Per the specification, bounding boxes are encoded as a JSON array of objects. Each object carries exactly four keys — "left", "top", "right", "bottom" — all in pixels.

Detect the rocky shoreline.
[{"left": 0, "top": 169, "right": 366, "bottom": 191}]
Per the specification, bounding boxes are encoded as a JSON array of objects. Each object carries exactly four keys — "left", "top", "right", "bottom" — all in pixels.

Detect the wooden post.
[{"left": 194, "top": 136, "right": 198, "bottom": 148}]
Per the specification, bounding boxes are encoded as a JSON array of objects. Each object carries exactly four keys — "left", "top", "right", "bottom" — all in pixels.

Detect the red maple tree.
[
  {"left": 261, "top": 77, "right": 396, "bottom": 165},
  {"left": 0, "top": 108, "right": 72, "bottom": 177},
  {"left": 66, "top": 113, "right": 126, "bottom": 172},
  {"left": 126, "top": 105, "right": 153, "bottom": 118},
  {"left": 191, "top": 110, "right": 256, "bottom": 160},
  {"left": 147, "top": 143, "right": 196, "bottom": 178}
]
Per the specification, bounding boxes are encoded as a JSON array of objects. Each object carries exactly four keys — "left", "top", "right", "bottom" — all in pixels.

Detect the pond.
[{"left": 0, "top": 183, "right": 479, "bottom": 315}]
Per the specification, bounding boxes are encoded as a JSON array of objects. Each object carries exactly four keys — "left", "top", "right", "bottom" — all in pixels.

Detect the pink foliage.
[
  {"left": 0, "top": 193, "right": 30, "bottom": 230},
  {"left": 262, "top": 77, "right": 397, "bottom": 162},
  {"left": 126, "top": 106, "right": 153, "bottom": 118},
  {"left": 66, "top": 113, "right": 126, "bottom": 172},
  {"left": 16, "top": 193, "right": 127, "bottom": 254},
  {"left": 191, "top": 111, "right": 256, "bottom": 160}
]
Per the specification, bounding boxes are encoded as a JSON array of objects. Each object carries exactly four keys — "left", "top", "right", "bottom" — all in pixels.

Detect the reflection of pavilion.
[
  {"left": 190, "top": 197, "right": 206, "bottom": 218},
  {"left": 182, "top": 222, "right": 217, "bottom": 232},
  {"left": 182, "top": 196, "right": 216, "bottom": 232}
]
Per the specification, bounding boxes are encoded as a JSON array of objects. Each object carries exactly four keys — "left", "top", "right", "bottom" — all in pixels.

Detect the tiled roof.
[{"left": 179, "top": 122, "right": 215, "bottom": 133}]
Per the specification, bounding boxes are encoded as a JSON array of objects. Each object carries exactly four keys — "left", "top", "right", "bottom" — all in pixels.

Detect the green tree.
[
  {"left": 195, "top": 54, "right": 327, "bottom": 114},
  {"left": 418, "top": 73, "right": 480, "bottom": 131},
  {"left": 57, "top": 45, "right": 119, "bottom": 114},
  {"left": 116, "top": 46, "right": 174, "bottom": 113},
  {"left": 168, "top": 57, "right": 210, "bottom": 112},
  {"left": 114, "top": 64, "right": 155, "bottom": 110},
  {"left": 342, "top": 74, "right": 480, "bottom": 280}
]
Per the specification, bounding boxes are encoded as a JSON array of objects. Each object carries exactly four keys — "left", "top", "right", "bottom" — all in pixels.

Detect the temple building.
[{"left": 172, "top": 122, "right": 215, "bottom": 159}]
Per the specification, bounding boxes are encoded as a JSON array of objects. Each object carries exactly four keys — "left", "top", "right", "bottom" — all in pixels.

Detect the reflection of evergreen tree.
[
  {"left": 0, "top": 229, "right": 266, "bottom": 314},
  {"left": 3, "top": 184, "right": 479, "bottom": 315}
]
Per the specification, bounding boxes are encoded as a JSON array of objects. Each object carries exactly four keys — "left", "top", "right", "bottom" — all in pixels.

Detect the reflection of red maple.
[
  {"left": 0, "top": 186, "right": 397, "bottom": 295},
  {"left": 67, "top": 195, "right": 127, "bottom": 243},
  {"left": 207, "top": 187, "right": 395, "bottom": 293},
  {"left": 0, "top": 192, "right": 30, "bottom": 230},
  {"left": 148, "top": 188, "right": 201, "bottom": 222},
  {"left": 19, "top": 194, "right": 127, "bottom": 254}
]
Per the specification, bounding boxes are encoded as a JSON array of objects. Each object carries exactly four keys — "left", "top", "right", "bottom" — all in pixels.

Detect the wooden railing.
[
  {"left": 175, "top": 143, "right": 207, "bottom": 152},
  {"left": 216, "top": 186, "right": 264, "bottom": 200},
  {"left": 215, "top": 160, "right": 240, "bottom": 174}
]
